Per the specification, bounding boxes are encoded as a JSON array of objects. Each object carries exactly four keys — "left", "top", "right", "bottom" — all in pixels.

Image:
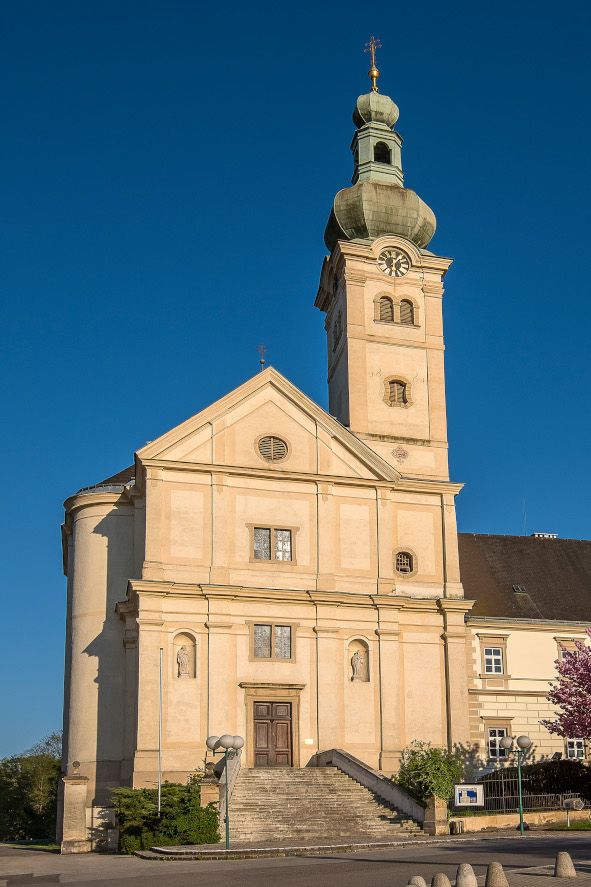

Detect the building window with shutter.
[
  {"left": 249, "top": 526, "right": 297, "bottom": 564},
  {"left": 250, "top": 622, "right": 296, "bottom": 661},
  {"left": 399, "top": 299, "right": 415, "bottom": 325},
  {"left": 395, "top": 550, "right": 415, "bottom": 575},
  {"left": 257, "top": 435, "right": 289, "bottom": 463},
  {"left": 385, "top": 378, "right": 410, "bottom": 407},
  {"left": 378, "top": 296, "right": 394, "bottom": 323}
]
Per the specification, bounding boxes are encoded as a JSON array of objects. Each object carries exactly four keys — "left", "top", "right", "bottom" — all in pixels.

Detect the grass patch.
[
  {"left": 548, "top": 820, "right": 591, "bottom": 831},
  {"left": 4, "top": 840, "right": 60, "bottom": 852}
]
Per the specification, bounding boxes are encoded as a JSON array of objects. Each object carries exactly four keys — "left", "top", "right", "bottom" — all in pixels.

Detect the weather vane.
[
  {"left": 257, "top": 343, "right": 267, "bottom": 372},
  {"left": 364, "top": 36, "right": 382, "bottom": 92}
]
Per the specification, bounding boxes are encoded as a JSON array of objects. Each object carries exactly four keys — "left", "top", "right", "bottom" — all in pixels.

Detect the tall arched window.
[
  {"left": 400, "top": 299, "right": 415, "bottom": 325},
  {"left": 374, "top": 141, "right": 391, "bottom": 164},
  {"left": 388, "top": 380, "right": 407, "bottom": 405},
  {"left": 378, "top": 296, "right": 394, "bottom": 323}
]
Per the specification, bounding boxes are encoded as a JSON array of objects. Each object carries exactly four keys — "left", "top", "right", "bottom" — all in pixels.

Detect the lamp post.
[
  {"left": 499, "top": 734, "right": 532, "bottom": 835},
  {"left": 206, "top": 734, "right": 244, "bottom": 850}
]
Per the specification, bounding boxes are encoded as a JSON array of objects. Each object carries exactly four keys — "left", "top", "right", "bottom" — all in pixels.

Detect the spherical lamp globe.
[
  {"left": 232, "top": 736, "right": 245, "bottom": 750},
  {"left": 206, "top": 736, "right": 220, "bottom": 751},
  {"left": 499, "top": 736, "right": 513, "bottom": 751},
  {"left": 516, "top": 735, "right": 532, "bottom": 751},
  {"left": 219, "top": 734, "right": 235, "bottom": 750}
]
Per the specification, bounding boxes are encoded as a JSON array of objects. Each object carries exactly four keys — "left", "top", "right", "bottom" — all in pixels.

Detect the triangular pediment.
[{"left": 136, "top": 367, "right": 399, "bottom": 482}]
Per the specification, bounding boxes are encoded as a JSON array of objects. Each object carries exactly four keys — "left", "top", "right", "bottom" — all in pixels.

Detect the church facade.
[{"left": 59, "top": 73, "right": 591, "bottom": 848}]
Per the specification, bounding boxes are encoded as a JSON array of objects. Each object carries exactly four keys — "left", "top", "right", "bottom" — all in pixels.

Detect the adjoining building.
[
  {"left": 461, "top": 533, "right": 591, "bottom": 766},
  {"left": 58, "top": 63, "right": 590, "bottom": 847}
]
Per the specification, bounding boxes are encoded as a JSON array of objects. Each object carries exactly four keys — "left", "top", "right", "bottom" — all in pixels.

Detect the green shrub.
[
  {"left": 0, "top": 754, "right": 60, "bottom": 841},
  {"left": 394, "top": 741, "right": 465, "bottom": 802},
  {"left": 112, "top": 777, "right": 219, "bottom": 853}
]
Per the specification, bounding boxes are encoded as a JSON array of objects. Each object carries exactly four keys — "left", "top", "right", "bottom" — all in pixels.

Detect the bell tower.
[{"left": 315, "top": 52, "right": 452, "bottom": 482}]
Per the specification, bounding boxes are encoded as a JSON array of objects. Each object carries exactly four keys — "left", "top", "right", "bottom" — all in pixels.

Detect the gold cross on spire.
[{"left": 364, "top": 35, "right": 382, "bottom": 92}]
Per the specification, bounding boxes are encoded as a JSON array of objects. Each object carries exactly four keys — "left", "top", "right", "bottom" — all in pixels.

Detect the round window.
[{"left": 258, "top": 435, "right": 288, "bottom": 463}]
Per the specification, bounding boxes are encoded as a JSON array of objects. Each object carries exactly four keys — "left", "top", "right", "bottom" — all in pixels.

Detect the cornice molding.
[
  {"left": 139, "top": 457, "right": 462, "bottom": 496},
  {"left": 468, "top": 616, "right": 591, "bottom": 633},
  {"left": 64, "top": 491, "right": 127, "bottom": 514}
]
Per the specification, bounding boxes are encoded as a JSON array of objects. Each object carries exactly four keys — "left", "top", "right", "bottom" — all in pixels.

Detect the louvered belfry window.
[
  {"left": 388, "top": 380, "right": 407, "bottom": 405},
  {"left": 379, "top": 296, "right": 394, "bottom": 323},
  {"left": 400, "top": 299, "right": 414, "bottom": 325},
  {"left": 258, "top": 435, "right": 288, "bottom": 462}
]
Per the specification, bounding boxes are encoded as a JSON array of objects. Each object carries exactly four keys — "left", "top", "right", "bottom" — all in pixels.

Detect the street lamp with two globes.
[
  {"left": 206, "top": 734, "right": 244, "bottom": 849},
  {"left": 499, "top": 734, "right": 532, "bottom": 835}
]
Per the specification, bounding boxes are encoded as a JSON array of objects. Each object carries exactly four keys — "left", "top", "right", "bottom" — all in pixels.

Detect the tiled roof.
[
  {"left": 96, "top": 466, "right": 135, "bottom": 486},
  {"left": 459, "top": 533, "right": 591, "bottom": 622}
]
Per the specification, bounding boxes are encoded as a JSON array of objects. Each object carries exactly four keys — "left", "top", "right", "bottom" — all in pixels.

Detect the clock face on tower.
[{"left": 377, "top": 249, "right": 410, "bottom": 277}]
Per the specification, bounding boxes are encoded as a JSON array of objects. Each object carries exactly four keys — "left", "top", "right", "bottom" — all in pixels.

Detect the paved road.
[{"left": 1, "top": 833, "right": 590, "bottom": 886}]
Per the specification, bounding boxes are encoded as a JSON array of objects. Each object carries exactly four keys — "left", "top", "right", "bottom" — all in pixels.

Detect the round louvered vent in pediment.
[{"left": 257, "top": 435, "right": 288, "bottom": 463}]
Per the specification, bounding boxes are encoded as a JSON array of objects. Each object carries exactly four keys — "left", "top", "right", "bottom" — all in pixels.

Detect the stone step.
[{"left": 226, "top": 766, "right": 421, "bottom": 843}]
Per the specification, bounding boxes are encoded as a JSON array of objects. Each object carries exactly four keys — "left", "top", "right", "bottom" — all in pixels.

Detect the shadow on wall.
[{"left": 80, "top": 506, "right": 136, "bottom": 824}]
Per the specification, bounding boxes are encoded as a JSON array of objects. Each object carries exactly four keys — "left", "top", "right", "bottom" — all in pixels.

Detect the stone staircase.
[{"left": 228, "top": 766, "right": 421, "bottom": 844}]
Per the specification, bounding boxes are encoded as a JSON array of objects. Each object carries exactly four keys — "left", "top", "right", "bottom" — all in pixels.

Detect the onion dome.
[
  {"left": 353, "top": 92, "right": 399, "bottom": 129},
  {"left": 325, "top": 181, "right": 436, "bottom": 252}
]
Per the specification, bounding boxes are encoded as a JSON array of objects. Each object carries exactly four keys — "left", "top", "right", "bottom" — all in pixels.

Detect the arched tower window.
[
  {"left": 400, "top": 299, "right": 415, "bottom": 325},
  {"left": 374, "top": 141, "right": 391, "bottom": 164},
  {"left": 378, "top": 296, "right": 394, "bottom": 323},
  {"left": 388, "top": 380, "right": 407, "bottom": 406}
]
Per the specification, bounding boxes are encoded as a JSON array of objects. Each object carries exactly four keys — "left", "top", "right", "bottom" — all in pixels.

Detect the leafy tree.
[
  {"left": 26, "top": 731, "right": 62, "bottom": 759},
  {"left": 542, "top": 628, "right": 591, "bottom": 739},
  {"left": 394, "top": 740, "right": 465, "bottom": 802},
  {"left": 0, "top": 731, "right": 62, "bottom": 841}
]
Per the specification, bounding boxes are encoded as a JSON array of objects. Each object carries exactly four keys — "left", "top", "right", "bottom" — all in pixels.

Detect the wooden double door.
[{"left": 253, "top": 701, "right": 292, "bottom": 767}]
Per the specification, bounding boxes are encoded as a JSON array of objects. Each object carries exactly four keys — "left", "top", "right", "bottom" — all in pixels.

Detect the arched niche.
[
  {"left": 348, "top": 638, "right": 370, "bottom": 682},
  {"left": 173, "top": 632, "right": 197, "bottom": 679}
]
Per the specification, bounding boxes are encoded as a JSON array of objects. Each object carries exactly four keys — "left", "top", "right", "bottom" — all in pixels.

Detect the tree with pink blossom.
[{"left": 542, "top": 628, "right": 591, "bottom": 739}]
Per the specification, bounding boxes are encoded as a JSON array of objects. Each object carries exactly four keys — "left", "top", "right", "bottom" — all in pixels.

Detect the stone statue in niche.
[
  {"left": 351, "top": 649, "right": 367, "bottom": 682},
  {"left": 176, "top": 645, "right": 190, "bottom": 678}
]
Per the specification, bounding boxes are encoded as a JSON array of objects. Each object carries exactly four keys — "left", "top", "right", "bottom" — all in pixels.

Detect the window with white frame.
[
  {"left": 253, "top": 527, "right": 293, "bottom": 562},
  {"left": 488, "top": 726, "right": 508, "bottom": 759},
  {"left": 484, "top": 646, "right": 504, "bottom": 675},
  {"left": 566, "top": 739, "right": 585, "bottom": 759}
]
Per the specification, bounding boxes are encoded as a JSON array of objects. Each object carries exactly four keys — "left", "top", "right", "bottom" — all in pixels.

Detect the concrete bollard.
[
  {"left": 485, "top": 863, "right": 509, "bottom": 887},
  {"left": 554, "top": 852, "right": 577, "bottom": 878},
  {"left": 456, "top": 863, "right": 478, "bottom": 887},
  {"left": 431, "top": 874, "right": 452, "bottom": 887},
  {"left": 409, "top": 878, "right": 428, "bottom": 887}
]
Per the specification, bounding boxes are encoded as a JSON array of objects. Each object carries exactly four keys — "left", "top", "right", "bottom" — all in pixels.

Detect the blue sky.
[{"left": 1, "top": 0, "right": 590, "bottom": 756}]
